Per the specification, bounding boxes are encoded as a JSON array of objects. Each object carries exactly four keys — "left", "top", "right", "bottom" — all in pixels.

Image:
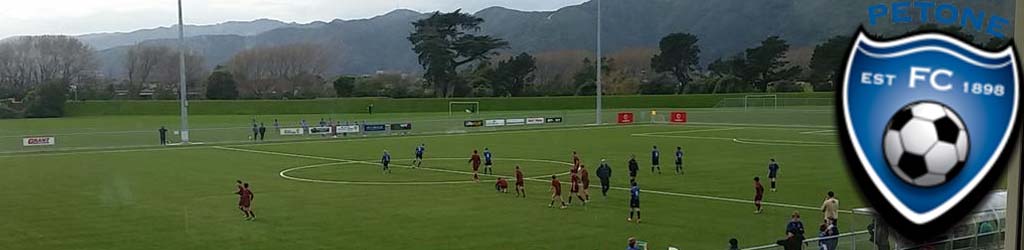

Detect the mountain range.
[{"left": 83, "top": 0, "right": 1013, "bottom": 78}]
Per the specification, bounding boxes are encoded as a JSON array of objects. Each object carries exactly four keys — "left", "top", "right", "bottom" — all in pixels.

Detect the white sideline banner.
[
  {"left": 23, "top": 136, "right": 55, "bottom": 146},
  {"left": 335, "top": 125, "right": 360, "bottom": 133},
  {"left": 506, "top": 118, "right": 526, "bottom": 126},
  {"left": 485, "top": 119, "right": 506, "bottom": 127},
  {"left": 309, "top": 126, "right": 333, "bottom": 135},
  {"left": 526, "top": 117, "right": 545, "bottom": 125},
  {"left": 279, "top": 128, "right": 305, "bottom": 136}
]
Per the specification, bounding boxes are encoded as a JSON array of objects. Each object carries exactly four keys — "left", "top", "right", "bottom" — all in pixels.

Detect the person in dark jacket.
[
  {"left": 258, "top": 123, "right": 267, "bottom": 141},
  {"left": 627, "top": 155, "right": 639, "bottom": 182},
  {"left": 158, "top": 126, "right": 168, "bottom": 145},
  {"left": 596, "top": 159, "right": 612, "bottom": 197},
  {"left": 776, "top": 232, "right": 804, "bottom": 250}
]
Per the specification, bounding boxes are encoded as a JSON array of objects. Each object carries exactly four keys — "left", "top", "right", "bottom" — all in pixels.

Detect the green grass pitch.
[{"left": 0, "top": 108, "right": 1008, "bottom": 249}]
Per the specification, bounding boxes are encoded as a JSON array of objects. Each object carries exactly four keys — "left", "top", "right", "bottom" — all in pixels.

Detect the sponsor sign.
[
  {"left": 526, "top": 117, "right": 545, "bottom": 125},
  {"left": 464, "top": 120, "right": 484, "bottom": 127},
  {"left": 390, "top": 123, "right": 413, "bottom": 131},
  {"left": 22, "top": 136, "right": 55, "bottom": 146},
  {"left": 485, "top": 119, "right": 506, "bottom": 127},
  {"left": 545, "top": 117, "right": 563, "bottom": 123},
  {"left": 335, "top": 125, "right": 360, "bottom": 133},
  {"left": 838, "top": 30, "right": 1021, "bottom": 238},
  {"left": 279, "top": 128, "right": 305, "bottom": 136},
  {"left": 363, "top": 124, "right": 387, "bottom": 132},
  {"left": 670, "top": 112, "right": 687, "bottom": 123},
  {"left": 308, "top": 126, "right": 333, "bottom": 135},
  {"left": 505, "top": 118, "right": 526, "bottom": 126},
  {"left": 617, "top": 112, "right": 635, "bottom": 124}
]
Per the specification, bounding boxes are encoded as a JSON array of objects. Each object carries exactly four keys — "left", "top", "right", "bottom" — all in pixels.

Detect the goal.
[
  {"left": 448, "top": 101, "right": 480, "bottom": 116},
  {"left": 743, "top": 94, "right": 777, "bottom": 111}
]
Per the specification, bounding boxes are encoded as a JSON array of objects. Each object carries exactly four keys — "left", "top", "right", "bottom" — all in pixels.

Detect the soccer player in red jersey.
[
  {"left": 579, "top": 164, "right": 591, "bottom": 202},
  {"left": 568, "top": 171, "right": 585, "bottom": 206},
  {"left": 549, "top": 175, "right": 567, "bottom": 209},
  {"left": 468, "top": 150, "right": 482, "bottom": 182},
  {"left": 514, "top": 165, "right": 526, "bottom": 198},
  {"left": 495, "top": 177, "right": 509, "bottom": 193},
  {"left": 754, "top": 177, "right": 765, "bottom": 214},
  {"left": 239, "top": 183, "right": 256, "bottom": 220},
  {"left": 234, "top": 180, "right": 246, "bottom": 217},
  {"left": 571, "top": 151, "right": 581, "bottom": 173}
]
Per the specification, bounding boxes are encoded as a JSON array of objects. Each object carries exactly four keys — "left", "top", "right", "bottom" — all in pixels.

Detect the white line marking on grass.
[
  {"left": 684, "top": 122, "right": 834, "bottom": 129},
  {"left": 229, "top": 146, "right": 852, "bottom": 214},
  {"left": 632, "top": 127, "right": 744, "bottom": 136},
  {"left": 219, "top": 146, "right": 575, "bottom": 185},
  {"left": 731, "top": 138, "right": 839, "bottom": 147},
  {"left": 280, "top": 162, "right": 481, "bottom": 185},
  {"left": 0, "top": 124, "right": 652, "bottom": 157},
  {"left": 799, "top": 129, "right": 837, "bottom": 135}
]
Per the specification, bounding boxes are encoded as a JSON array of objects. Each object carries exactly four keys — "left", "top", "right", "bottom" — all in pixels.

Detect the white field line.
[
  {"left": 0, "top": 123, "right": 652, "bottom": 158},
  {"left": 217, "top": 146, "right": 572, "bottom": 184},
  {"left": 731, "top": 138, "right": 838, "bottom": 147},
  {"left": 799, "top": 129, "right": 838, "bottom": 135},
  {"left": 277, "top": 159, "right": 573, "bottom": 185},
  {"left": 684, "top": 122, "right": 834, "bottom": 129},
  {"left": 223, "top": 146, "right": 852, "bottom": 214},
  {"left": 0, "top": 126, "right": 252, "bottom": 138},
  {"left": 631, "top": 127, "right": 744, "bottom": 136}
]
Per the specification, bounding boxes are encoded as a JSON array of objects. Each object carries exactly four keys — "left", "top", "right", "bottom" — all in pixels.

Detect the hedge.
[{"left": 65, "top": 93, "right": 833, "bottom": 116}]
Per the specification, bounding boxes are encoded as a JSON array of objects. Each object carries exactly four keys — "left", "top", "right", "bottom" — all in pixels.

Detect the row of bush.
[{"left": 63, "top": 92, "right": 833, "bottom": 116}]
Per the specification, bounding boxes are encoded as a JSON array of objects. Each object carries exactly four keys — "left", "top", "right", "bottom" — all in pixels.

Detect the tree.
[
  {"left": 124, "top": 44, "right": 206, "bottom": 99},
  {"left": 492, "top": 53, "right": 537, "bottom": 97},
  {"left": 205, "top": 69, "right": 239, "bottom": 100},
  {"left": 0, "top": 36, "right": 97, "bottom": 99},
  {"left": 24, "top": 81, "right": 68, "bottom": 118},
  {"left": 333, "top": 76, "right": 357, "bottom": 97},
  {"left": 744, "top": 36, "right": 802, "bottom": 91},
  {"left": 650, "top": 33, "right": 700, "bottom": 94},
  {"left": 808, "top": 35, "right": 852, "bottom": 90},
  {"left": 708, "top": 53, "right": 747, "bottom": 78},
  {"left": 227, "top": 43, "right": 330, "bottom": 98},
  {"left": 640, "top": 73, "right": 678, "bottom": 95},
  {"left": 408, "top": 10, "right": 508, "bottom": 97},
  {"left": 572, "top": 58, "right": 612, "bottom": 96}
]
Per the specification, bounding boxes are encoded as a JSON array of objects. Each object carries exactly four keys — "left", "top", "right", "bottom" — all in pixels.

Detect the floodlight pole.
[
  {"left": 595, "top": 0, "right": 602, "bottom": 125},
  {"left": 177, "top": 0, "right": 190, "bottom": 143}
]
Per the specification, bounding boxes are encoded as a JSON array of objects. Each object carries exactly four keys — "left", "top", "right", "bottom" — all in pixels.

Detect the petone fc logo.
[{"left": 838, "top": 28, "right": 1021, "bottom": 239}]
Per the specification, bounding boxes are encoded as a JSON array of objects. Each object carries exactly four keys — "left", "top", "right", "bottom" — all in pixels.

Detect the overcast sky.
[{"left": 0, "top": 0, "right": 588, "bottom": 39}]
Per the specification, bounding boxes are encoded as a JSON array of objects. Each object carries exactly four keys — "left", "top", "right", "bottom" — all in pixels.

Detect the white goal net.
[{"left": 448, "top": 101, "right": 480, "bottom": 116}]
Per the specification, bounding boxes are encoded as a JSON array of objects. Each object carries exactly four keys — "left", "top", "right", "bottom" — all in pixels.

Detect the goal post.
[
  {"left": 448, "top": 101, "right": 480, "bottom": 116},
  {"left": 744, "top": 94, "right": 778, "bottom": 111}
]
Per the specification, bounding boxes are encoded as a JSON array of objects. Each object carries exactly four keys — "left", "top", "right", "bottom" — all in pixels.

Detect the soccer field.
[{"left": 0, "top": 106, "right": 895, "bottom": 250}]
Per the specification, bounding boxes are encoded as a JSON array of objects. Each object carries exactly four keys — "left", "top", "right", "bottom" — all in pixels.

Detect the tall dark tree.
[
  {"left": 205, "top": 69, "right": 239, "bottom": 100},
  {"left": 744, "top": 36, "right": 801, "bottom": 91},
  {"left": 408, "top": 10, "right": 508, "bottom": 97},
  {"left": 493, "top": 53, "right": 537, "bottom": 97},
  {"left": 24, "top": 81, "right": 68, "bottom": 118},
  {"left": 650, "top": 33, "right": 700, "bottom": 94},
  {"left": 808, "top": 35, "right": 852, "bottom": 88},
  {"left": 708, "top": 54, "right": 747, "bottom": 77},
  {"left": 333, "top": 76, "right": 357, "bottom": 97},
  {"left": 571, "top": 57, "right": 612, "bottom": 96}
]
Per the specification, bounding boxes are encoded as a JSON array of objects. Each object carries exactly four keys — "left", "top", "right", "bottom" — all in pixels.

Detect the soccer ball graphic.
[{"left": 882, "top": 101, "right": 969, "bottom": 187}]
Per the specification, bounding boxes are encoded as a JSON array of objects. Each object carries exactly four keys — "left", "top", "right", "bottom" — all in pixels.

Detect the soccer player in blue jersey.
[
  {"left": 768, "top": 158, "right": 780, "bottom": 192},
  {"left": 412, "top": 144, "right": 425, "bottom": 168},
  {"left": 650, "top": 146, "right": 661, "bottom": 174},
  {"left": 627, "top": 181, "right": 641, "bottom": 223},
  {"left": 483, "top": 148, "right": 494, "bottom": 175},
  {"left": 674, "top": 146, "right": 684, "bottom": 175},
  {"left": 381, "top": 150, "right": 392, "bottom": 174}
]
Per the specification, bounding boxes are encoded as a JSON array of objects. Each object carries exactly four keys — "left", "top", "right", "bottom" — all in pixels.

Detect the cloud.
[{"left": 0, "top": 0, "right": 587, "bottom": 38}]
